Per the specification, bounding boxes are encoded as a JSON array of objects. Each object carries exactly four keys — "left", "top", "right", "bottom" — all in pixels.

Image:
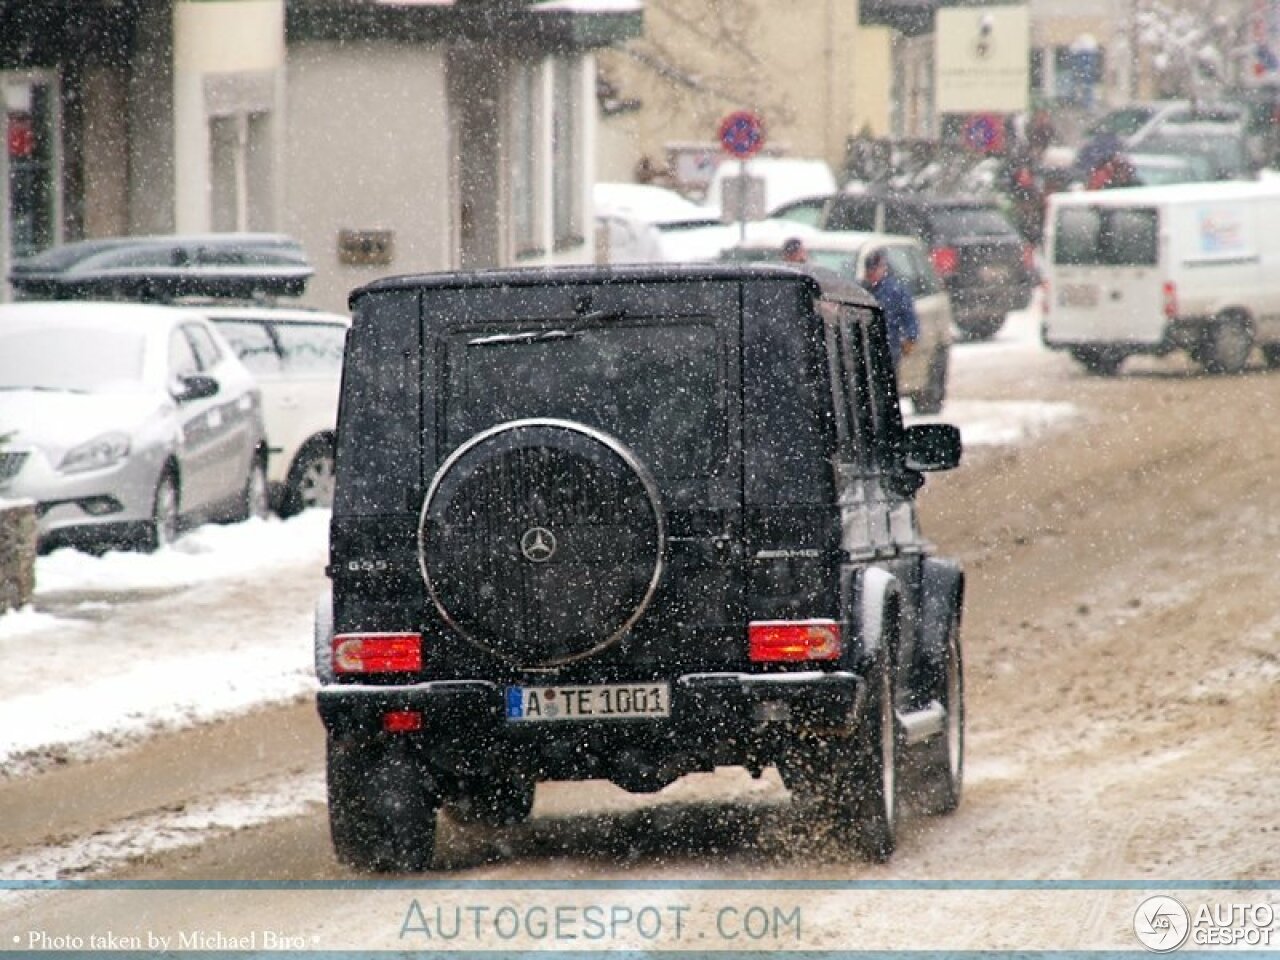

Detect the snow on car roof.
[
  {"left": 0, "top": 298, "right": 213, "bottom": 330},
  {"left": 593, "top": 182, "right": 713, "bottom": 225},
  {"left": 191, "top": 303, "right": 350, "bottom": 325}
]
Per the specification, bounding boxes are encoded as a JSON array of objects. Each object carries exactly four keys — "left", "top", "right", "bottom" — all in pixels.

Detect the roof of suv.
[
  {"left": 350, "top": 262, "right": 879, "bottom": 310},
  {"left": 726, "top": 229, "right": 919, "bottom": 255},
  {"left": 839, "top": 189, "right": 1001, "bottom": 210}
]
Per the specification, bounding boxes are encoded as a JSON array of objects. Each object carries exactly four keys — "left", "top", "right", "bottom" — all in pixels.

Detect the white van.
[{"left": 1043, "top": 180, "right": 1280, "bottom": 374}]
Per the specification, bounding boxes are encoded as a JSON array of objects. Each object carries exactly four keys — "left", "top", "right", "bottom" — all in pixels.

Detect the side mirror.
[
  {"left": 174, "top": 373, "right": 220, "bottom": 404},
  {"left": 903, "top": 422, "right": 961, "bottom": 472}
]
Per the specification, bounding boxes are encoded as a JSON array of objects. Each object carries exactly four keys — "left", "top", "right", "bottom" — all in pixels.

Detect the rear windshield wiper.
[{"left": 467, "top": 309, "right": 626, "bottom": 346}]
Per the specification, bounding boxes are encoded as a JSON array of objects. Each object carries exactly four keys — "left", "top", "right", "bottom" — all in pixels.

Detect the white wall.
[{"left": 284, "top": 41, "right": 452, "bottom": 313}]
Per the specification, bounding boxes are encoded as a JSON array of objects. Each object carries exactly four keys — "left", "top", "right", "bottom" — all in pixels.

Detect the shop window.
[
  {"left": 4, "top": 75, "right": 59, "bottom": 262},
  {"left": 210, "top": 111, "right": 273, "bottom": 233}
]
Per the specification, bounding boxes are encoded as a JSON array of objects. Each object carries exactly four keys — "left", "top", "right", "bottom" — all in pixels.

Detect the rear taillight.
[
  {"left": 1163, "top": 281, "right": 1178, "bottom": 319},
  {"left": 748, "top": 620, "right": 842, "bottom": 662},
  {"left": 930, "top": 246, "right": 959, "bottom": 278},
  {"left": 1021, "top": 243, "right": 1037, "bottom": 272},
  {"left": 333, "top": 632, "right": 422, "bottom": 674}
]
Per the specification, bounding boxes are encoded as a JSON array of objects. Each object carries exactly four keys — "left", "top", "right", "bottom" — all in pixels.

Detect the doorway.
[{"left": 2, "top": 72, "right": 62, "bottom": 299}]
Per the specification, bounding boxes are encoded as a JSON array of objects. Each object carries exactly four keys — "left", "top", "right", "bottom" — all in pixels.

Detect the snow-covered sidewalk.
[{"left": 0, "top": 511, "right": 328, "bottom": 775}]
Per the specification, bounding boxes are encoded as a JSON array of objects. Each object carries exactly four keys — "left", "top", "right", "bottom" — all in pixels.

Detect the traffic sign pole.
[{"left": 717, "top": 111, "right": 766, "bottom": 241}]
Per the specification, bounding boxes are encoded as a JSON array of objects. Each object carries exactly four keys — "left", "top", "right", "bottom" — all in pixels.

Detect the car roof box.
[{"left": 8, "top": 233, "right": 313, "bottom": 301}]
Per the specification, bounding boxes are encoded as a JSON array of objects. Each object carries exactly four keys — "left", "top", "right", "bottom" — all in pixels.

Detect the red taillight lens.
[
  {"left": 1163, "top": 281, "right": 1178, "bottom": 319},
  {"left": 1021, "top": 243, "right": 1037, "bottom": 272},
  {"left": 748, "top": 620, "right": 842, "bottom": 662},
  {"left": 383, "top": 710, "right": 423, "bottom": 733},
  {"left": 333, "top": 633, "right": 422, "bottom": 674},
  {"left": 930, "top": 246, "right": 959, "bottom": 277}
]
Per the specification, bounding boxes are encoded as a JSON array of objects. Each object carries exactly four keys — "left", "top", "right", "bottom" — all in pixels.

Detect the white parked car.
[
  {"left": 595, "top": 183, "right": 826, "bottom": 264},
  {"left": 594, "top": 182, "right": 729, "bottom": 263},
  {"left": 720, "top": 230, "right": 954, "bottom": 413},
  {"left": 703, "top": 156, "right": 838, "bottom": 220},
  {"left": 0, "top": 300, "right": 268, "bottom": 552},
  {"left": 202, "top": 306, "right": 349, "bottom": 514}
]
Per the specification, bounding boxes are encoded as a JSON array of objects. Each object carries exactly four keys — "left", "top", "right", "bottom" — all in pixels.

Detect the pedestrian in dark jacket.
[{"left": 865, "top": 249, "right": 919, "bottom": 367}]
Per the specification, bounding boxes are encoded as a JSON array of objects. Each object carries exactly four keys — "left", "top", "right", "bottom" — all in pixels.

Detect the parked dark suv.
[
  {"left": 819, "top": 191, "right": 1036, "bottom": 340},
  {"left": 316, "top": 263, "right": 966, "bottom": 871}
]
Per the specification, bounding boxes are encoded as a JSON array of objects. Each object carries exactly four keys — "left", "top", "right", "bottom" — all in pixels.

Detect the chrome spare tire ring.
[{"left": 419, "top": 418, "right": 666, "bottom": 668}]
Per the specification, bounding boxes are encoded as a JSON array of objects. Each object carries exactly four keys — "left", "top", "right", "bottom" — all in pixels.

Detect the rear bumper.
[
  {"left": 317, "top": 670, "right": 864, "bottom": 786},
  {"left": 1041, "top": 317, "right": 1206, "bottom": 352},
  {"left": 950, "top": 284, "right": 1033, "bottom": 327}
]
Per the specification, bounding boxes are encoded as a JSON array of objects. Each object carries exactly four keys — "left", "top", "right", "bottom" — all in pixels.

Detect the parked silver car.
[{"left": 0, "top": 300, "right": 269, "bottom": 552}]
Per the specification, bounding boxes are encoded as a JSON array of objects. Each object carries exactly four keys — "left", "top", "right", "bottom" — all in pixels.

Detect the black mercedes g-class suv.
[{"left": 316, "top": 263, "right": 965, "bottom": 871}]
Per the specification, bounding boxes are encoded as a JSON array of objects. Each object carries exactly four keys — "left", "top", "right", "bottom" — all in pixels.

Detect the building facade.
[
  {"left": 595, "top": 0, "right": 873, "bottom": 187},
  {"left": 0, "top": 0, "right": 640, "bottom": 310}
]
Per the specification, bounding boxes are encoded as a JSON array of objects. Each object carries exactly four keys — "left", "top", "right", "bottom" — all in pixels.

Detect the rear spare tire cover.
[{"left": 420, "top": 419, "right": 665, "bottom": 667}]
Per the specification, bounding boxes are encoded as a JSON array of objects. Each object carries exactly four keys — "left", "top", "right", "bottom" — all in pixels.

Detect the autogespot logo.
[{"left": 1135, "top": 895, "right": 1191, "bottom": 952}]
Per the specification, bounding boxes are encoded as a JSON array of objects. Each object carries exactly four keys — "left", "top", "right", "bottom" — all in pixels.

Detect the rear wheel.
[
  {"left": 144, "top": 472, "right": 180, "bottom": 552},
  {"left": 327, "top": 737, "right": 438, "bottom": 873},
  {"left": 1196, "top": 315, "right": 1253, "bottom": 375},
  {"left": 1070, "top": 346, "right": 1126, "bottom": 376},
  {"left": 850, "top": 652, "right": 899, "bottom": 861},
  {"left": 284, "top": 440, "right": 336, "bottom": 516},
  {"left": 907, "top": 610, "right": 964, "bottom": 816},
  {"left": 956, "top": 315, "right": 1004, "bottom": 341},
  {"left": 445, "top": 778, "right": 535, "bottom": 827},
  {"left": 792, "top": 650, "right": 898, "bottom": 862}
]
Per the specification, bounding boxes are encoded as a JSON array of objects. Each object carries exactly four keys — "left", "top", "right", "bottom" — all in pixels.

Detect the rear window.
[
  {"left": 823, "top": 198, "right": 878, "bottom": 232},
  {"left": 1054, "top": 207, "right": 1159, "bottom": 266},
  {"left": 808, "top": 248, "right": 859, "bottom": 278},
  {"left": 276, "top": 323, "right": 346, "bottom": 375},
  {"left": 444, "top": 320, "right": 723, "bottom": 479},
  {"left": 1139, "top": 132, "right": 1247, "bottom": 179},
  {"left": 929, "top": 207, "right": 1018, "bottom": 239},
  {"left": 213, "top": 319, "right": 282, "bottom": 375},
  {"left": 1087, "top": 106, "right": 1158, "bottom": 138}
]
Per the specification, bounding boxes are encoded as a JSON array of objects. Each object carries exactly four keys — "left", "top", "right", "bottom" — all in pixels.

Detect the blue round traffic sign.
[
  {"left": 962, "top": 113, "right": 1005, "bottom": 154},
  {"left": 718, "top": 110, "right": 766, "bottom": 159}
]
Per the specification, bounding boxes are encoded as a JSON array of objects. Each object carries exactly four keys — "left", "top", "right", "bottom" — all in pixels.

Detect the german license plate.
[
  {"left": 505, "top": 682, "right": 671, "bottom": 722},
  {"left": 1059, "top": 284, "right": 1099, "bottom": 308}
]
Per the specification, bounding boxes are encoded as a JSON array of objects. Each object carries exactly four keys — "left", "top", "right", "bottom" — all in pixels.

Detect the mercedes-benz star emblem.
[{"left": 520, "top": 526, "right": 557, "bottom": 563}]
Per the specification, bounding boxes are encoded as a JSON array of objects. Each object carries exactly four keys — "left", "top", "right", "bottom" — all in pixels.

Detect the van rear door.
[{"left": 1047, "top": 202, "right": 1165, "bottom": 345}]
